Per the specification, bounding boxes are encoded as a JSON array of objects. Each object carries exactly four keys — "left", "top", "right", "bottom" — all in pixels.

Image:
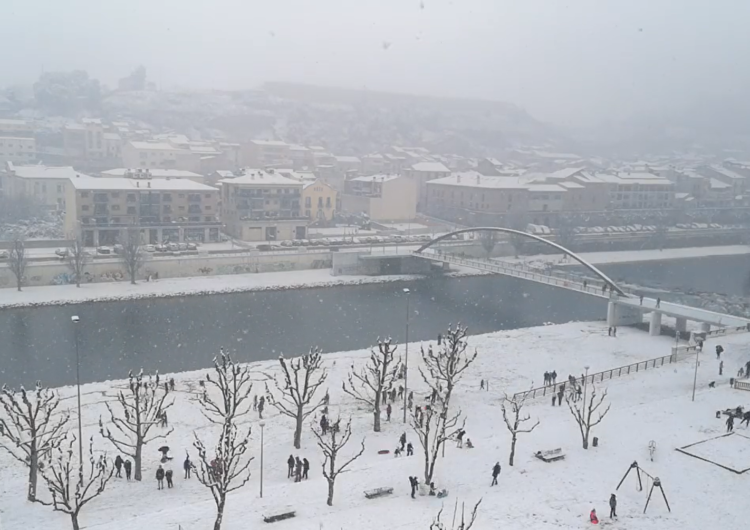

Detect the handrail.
[{"left": 511, "top": 349, "right": 688, "bottom": 402}]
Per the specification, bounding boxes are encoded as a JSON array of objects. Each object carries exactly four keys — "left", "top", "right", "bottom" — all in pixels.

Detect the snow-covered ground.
[{"left": 2, "top": 321, "right": 750, "bottom": 530}]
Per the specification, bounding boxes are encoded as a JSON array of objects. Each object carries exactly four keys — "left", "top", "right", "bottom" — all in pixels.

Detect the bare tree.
[
  {"left": 119, "top": 226, "right": 144, "bottom": 284},
  {"left": 0, "top": 382, "right": 70, "bottom": 501},
  {"left": 8, "top": 236, "right": 27, "bottom": 291},
  {"left": 501, "top": 392, "right": 539, "bottom": 466},
  {"left": 66, "top": 238, "right": 90, "bottom": 287},
  {"left": 411, "top": 401, "right": 465, "bottom": 486},
  {"left": 193, "top": 350, "right": 255, "bottom": 530},
  {"left": 419, "top": 325, "right": 478, "bottom": 410},
  {"left": 266, "top": 348, "right": 328, "bottom": 449},
  {"left": 479, "top": 231, "right": 498, "bottom": 258},
  {"left": 342, "top": 339, "right": 401, "bottom": 432},
  {"left": 34, "top": 434, "right": 113, "bottom": 530},
  {"left": 430, "top": 499, "right": 482, "bottom": 530},
  {"left": 99, "top": 370, "right": 173, "bottom": 481},
  {"left": 566, "top": 383, "right": 611, "bottom": 450},
  {"left": 310, "top": 417, "right": 365, "bottom": 506}
]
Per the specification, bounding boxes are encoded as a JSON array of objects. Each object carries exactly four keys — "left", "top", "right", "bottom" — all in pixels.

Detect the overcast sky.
[{"left": 2, "top": 0, "right": 749, "bottom": 127}]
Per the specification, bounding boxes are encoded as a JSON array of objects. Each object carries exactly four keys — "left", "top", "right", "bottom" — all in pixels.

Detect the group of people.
[
  {"left": 394, "top": 432, "right": 414, "bottom": 457},
  {"left": 319, "top": 414, "right": 341, "bottom": 435},
  {"left": 607, "top": 326, "right": 618, "bottom": 337},
  {"left": 155, "top": 464, "right": 174, "bottom": 490},
  {"left": 114, "top": 455, "right": 133, "bottom": 480},
  {"left": 589, "top": 494, "right": 617, "bottom": 524},
  {"left": 253, "top": 394, "right": 266, "bottom": 419},
  {"left": 543, "top": 371, "right": 558, "bottom": 386},
  {"left": 286, "top": 455, "right": 310, "bottom": 482}
]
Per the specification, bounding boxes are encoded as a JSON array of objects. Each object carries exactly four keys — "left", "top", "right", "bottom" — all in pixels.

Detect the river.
[{"left": 1, "top": 254, "right": 747, "bottom": 388}]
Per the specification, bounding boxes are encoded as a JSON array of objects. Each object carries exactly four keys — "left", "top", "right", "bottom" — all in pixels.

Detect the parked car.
[
  {"left": 96, "top": 246, "right": 112, "bottom": 255},
  {"left": 167, "top": 243, "right": 179, "bottom": 251},
  {"left": 0, "top": 250, "right": 8, "bottom": 259},
  {"left": 155, "top": 244, "right": 168, "bottom": 252},
  {"left": 55, "top": 248, "right": 69, "bottom": 257},
  {"left": 186, "top": 242, "right": 198, "bottom": 251},
  {"left": 144, "top": 244, "right": 156, "bottom": 252}
]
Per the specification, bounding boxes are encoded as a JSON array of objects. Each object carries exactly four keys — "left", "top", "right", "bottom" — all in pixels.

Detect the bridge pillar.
[
  {"left": 675, "top": 317, "right": 687, "bottom": 332},
  {"left": 608, "top": 301, "right": 642, "bottom": 327},
  {"left": 649, "top": 311, "right": 662, "bottom": 336},
  {"left": 700, "top": 322, "right": 711, "bottom": 333}
]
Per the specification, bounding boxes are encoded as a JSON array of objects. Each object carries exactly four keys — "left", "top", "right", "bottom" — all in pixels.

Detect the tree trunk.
[
  {"left": 373, "top": 406, "right": 381, "bottom": 432},
  {"left": 294, "top": 406, "right": 303, "bottom": 449},
  {"left": 27, "top": 449, "right": 38, "bottom": 501},
  {"left": 582, "top": 427, "right": 589, "bottom": 450},
  {"left": 16, "top": 281, "right": 21, "bottom": 292},
  {"left": 327, "top": 478, "right": 335, "bottom": 506},
  {"left": 71, "top": 512, "right": 80, "bottom": 530},
  {"left": 134, "top": 442, "right": 143, "bottom": 481},
  {"left": 509, "top": 434, "right": 517, "bottom": 466},
  {"left": 213, "top": 496, "right": 226, "bottom": 530}
]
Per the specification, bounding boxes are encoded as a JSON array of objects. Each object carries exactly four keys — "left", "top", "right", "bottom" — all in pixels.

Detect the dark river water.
[{"left": 1, "top": 253, "right": 748, "bottom": 388}]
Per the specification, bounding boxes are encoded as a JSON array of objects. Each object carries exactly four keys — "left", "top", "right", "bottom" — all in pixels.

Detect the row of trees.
[{"left": 6, "top": 227, "right": 146, "bottom": 291}]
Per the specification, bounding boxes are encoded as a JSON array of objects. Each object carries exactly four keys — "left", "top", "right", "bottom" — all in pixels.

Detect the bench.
[
  {"left": 364, "top": 487, "right": 393, "bottom": 499},
  {"left": 263, "top": 510, "right": 296, "bottom": 523},
  {"left": 734, "top": 380, "right": 750, "bottom": 392},
  {"left": 535, "top": 448, "right": 565, "bottom": 463}
]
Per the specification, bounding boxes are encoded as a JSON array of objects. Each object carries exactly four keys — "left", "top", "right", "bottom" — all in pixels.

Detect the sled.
[
  {"left": 377, "top": 449, "right": 390, "bottom": 455},
  {"left": 535, "top": 448, "right": 565, "bottom": 463},
  {"left": 364, "top": 487, "right": 394, "bottom": 499},
  {"left": 263, "top": 508, "right": 296, "bottom": 523}
]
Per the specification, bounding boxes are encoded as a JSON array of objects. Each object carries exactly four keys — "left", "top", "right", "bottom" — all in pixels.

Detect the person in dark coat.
[
  {"left": 184, "top": 455, "right": 192, "bottom": 479},
  {"left": 656, "top": 297, "right": 661, "bottom": 308},
  {"left": 169, "top": 378, "right": 175, "bottom": 391},
  {"left": 551, "top": 371, "right": 557, "bottom": 384},
  {"left": 407, "top": 442, "right": 413, "bottom": 456},
  {"left": 156, "top": 465, "right": 165, "bottom": 490},
  {"left": 399, "top": 432, "right": 407, "bottom": 451},
  {"left": 716, "top": 345, "right": 724, "bottom": 359},
  {"left": 161, "top": 411, "right": 168, "bottom": 428},
  {"left": 320, "top": 415, "right": 329, "bottom": 435},
  {"left": 386, "top": 403, "right": 392, "bottom": 421},
  {"left": 409, "top": 476, "right": 418, "bottom": 498},
  {"left": 295, "top": 457, "right": 302, "bottom": 482},
  {"left": 123, "top": 459, "right": 132, "bottom": 481},
  {"left": 165, "top": 468, "right": 174, "bottom": 488},
  {"left": 258, "top": 397, "right": 265, "bottom": 419},
  {"left": 727, "top": 415, "right": 735, "bottom": 433},
  {"left": 609, "top": 494, "right": 617, "bottom": 518},
  {"left": 552, "top": 395, "right": 557, "bottom": 406},
  {"left": 491, "top": 462, "right": 501, "bottom": 486},
  {"left": 302, "top": 458, "right": 310, "bottom": 480},
  {"left": 114, "top": 455, "right": 123, "bottom": 478},
  {"left": 287, "top": 455, "right": 295, "bottom": 478},
  {"left": 456, "top": 429, "right": 465, "bottom": 448}
]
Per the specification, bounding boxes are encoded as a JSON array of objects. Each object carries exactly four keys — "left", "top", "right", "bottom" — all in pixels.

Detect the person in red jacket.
[{"left": 590, "top": 509, "right": 599, "bottom": 524}]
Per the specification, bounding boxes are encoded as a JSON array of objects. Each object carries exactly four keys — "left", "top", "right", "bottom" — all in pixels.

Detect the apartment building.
[
  {"left": 219, "top": 169, "right": 307, "bottom": 241},
  {"left": 2, "top": 162, "right": 86, "bottom": 210},
  {"left": 0, "top": 118, "right": 33, "bottom": 137},
  {"left": 63, "top": 119, "right": 107, "bottom": 160},
  {"left": 696, "top": 165, "right": 747, "bottom": 197},
  {"left": 0, "top": 137, "right": 36, "bottom": 164},
  {"left": 596, "top": 172, "right": 675, "bottom": 210},
  {"left": 302, "top": 179, "right": 337, "bottom": 221},
  {"left": 101, "top": 168, "right": 206, "bottom": 184},
  {"left": 425, "top": 171, "right": 530, "bottom": 216},
  {"left": 121, "top": 141, "right": 193, "bottom": 170},
  {"left": 405, "top": 161, "right": 451, "bottom": 211},
  {"left": 341, "top": 174, "right": 417, "bottom": 221},
  {"left": 532, "top": 168, "right": 611, "bottom": 212},
  {"left": 242, "top": 140, "right": 291, "bottom": 169},
  {"left": 64, "top": 176, "right": 220, "bottom": 246}
]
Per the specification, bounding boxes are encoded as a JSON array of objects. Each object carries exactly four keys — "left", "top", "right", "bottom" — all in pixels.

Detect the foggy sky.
[{"left": 2, "top": 0, "right": 750, "bottom": 127}]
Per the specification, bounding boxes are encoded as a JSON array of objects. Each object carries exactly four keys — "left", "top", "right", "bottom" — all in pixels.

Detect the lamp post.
[
  {"left": 403, "top": 288, "right": 411, "bottom": 423},
  {"left": 582, "top": 365, "right": 590, "bottom": 406},
  {"left": 259, "top": 420, "right": 266, "bottom": 498},
  {"left": 71, "top": 316, "right": 83, "bottom": 469}
]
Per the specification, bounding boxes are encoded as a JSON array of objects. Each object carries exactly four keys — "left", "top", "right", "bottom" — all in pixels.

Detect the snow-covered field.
[{"left": 2, "top": 321, "right": 750, "bottom": 530}]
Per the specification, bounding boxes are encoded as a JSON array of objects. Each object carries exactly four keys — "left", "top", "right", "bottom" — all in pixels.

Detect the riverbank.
[{"left": 1, "top": 321, "right": 745, "bottom": 530}]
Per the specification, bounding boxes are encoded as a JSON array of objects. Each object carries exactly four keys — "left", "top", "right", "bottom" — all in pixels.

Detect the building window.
[
  {"left": 57, "top": 184, "right": 63, "bottom": 193},
  {"left": 305, "top": 197, "right": 311, "bottom": 207},
  {"left": 111, "top": 192, "right": 120, "bottom": 198},
  {"left": 112, "top": 205, "right": 120, "bottom": 211},
  {"left": 205, "top": 216, "right": 213, "bottom": 222},
  {"left": 127, "top": 206, "right": 136, "bottom": 214},
  {"left": 127, "top": 194, "right": 136, "bottom": 202},
  {"left": 326, "top": 197, "right": 331, "bottom": 208},
  {"left": 82, "top": 205, "right": 89, "bottom": 211},
  {"left": 81, "top": 191, "right": 90, "bottom": 198}
]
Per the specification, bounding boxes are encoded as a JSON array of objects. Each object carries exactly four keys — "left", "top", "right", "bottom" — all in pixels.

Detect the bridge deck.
[{"left": 415, "top": 250, "right": 750, "bottom": 329}]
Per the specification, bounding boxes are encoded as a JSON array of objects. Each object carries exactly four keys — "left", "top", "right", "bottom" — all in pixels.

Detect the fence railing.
[{"left": 512, "top": 350, "right": 686, "bottom": 402}]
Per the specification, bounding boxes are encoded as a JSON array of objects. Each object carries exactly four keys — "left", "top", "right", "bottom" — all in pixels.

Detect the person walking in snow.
[
  {"left": 608, "top": 327, "right": 612, "bottom": 337},
  {"left": 456, "top": 429, "right": 466, "bottom": 448},
  {"left": 165, "top": 468, "right": 174, "bottom": 488},
  {"left": 287, "top": 455, "right": 295, "bottom": 478},
  {"left": 258, "top": 396, "right": 265, "bottom": 419},
  {"left": 609, "top": 494, "right": 617, "bottom": 518},
  {"left": 716, "top": 345, "right": 724, "bottom": 359},
  {"left": 398, "top": 385, "right": 404, "bottom": 399},
  {"left": 552, "top": 395, "right": 557, "bottom": 407},
  {"left": 184, "top": 455, "right": 192, "bottom": 479},
  {"left": 409, "top": 476, "right": 418, "bottom": 498},
  {"left": 320, "top": 414, "right": 329, "bottom": 435},
  {"left": 161, "top": 411, "right": 168, "bottom": 428},
  {"left": 727, "top": 415, "right": 735, "bottom": 432},
  {"left": 544, "top": 371, "right": 550, "bottom": 385},
  {"left": 408, "top": 391, "right": 414, "bottom": 410},
  {"left": 169, "top": 378, "right": 175, "bottom": 391},
  {"left": 124, "top": 459, "right": 132, "bottom": 481},
  {"left": 156, "top": 465, "right": 165, "bottom": 490},
  {"left": 551, "top": 371, "right": 557, "bottom": 384},
  {"left": 253, "top": 394, "right": 258, "bottom": 411},
  {"left": 386, "top": 402, "right": 392, "bottom": 421},
  {"left": 719, "top": 360, "right": 724, "bottom": 376},
  {"left": 613, "top": 327, "right": 617, "bottom": 337},
  {"left": 407, "top": 442, "right": 414, "bottom": 456},
  {"left": 114, "top": 455, "right": 123, "bottom": 478},
  {"left": 399, "top": 432, "right": 407, "bottom": 451},
  {"left": 558, "top": 389, "right": 564, "bottom": 406},
  {"left": 491, "top": 462, "right": 501, "bottom": 486},
  {"left": 302, "top": 458, "right": 310, "bottom": 480},
  {"left": 295, "top": 457, "right": 302, "bottom": 483},
  {"left": 480, "top": 379, "right": 485, "bottom": 390},
  {"left": 656, "top": 297, "right": 661, "bottom": 308},
  {"left": 576, "top": 386, "right": 583, "bottom": 401}
]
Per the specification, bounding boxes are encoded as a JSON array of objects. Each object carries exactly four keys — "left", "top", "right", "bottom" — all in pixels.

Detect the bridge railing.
[{"left": 511, "top": 350, "right": 685, "bottom": 402}]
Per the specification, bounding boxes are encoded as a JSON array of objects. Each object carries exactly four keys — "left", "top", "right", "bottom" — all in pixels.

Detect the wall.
[{"left": 0, "top": 251, "right": 333, "bottom": 288}]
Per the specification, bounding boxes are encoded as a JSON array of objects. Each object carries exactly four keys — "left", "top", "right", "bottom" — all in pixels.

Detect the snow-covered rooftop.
[
  {"left": 127, "top": 141, "right": 184, "bottom": 151},
  {"left": 219, "top": 170, "right": 301, "bottom": 187},
  {"left": 350, "top": 174, "right": 401, "bottom": 183},
  {"left": 70, "top": 176, "right": 217, "bottom": 191},
  {"left": 411, "top": 161, "right": 450, "bottom": 173},
  {"left": 7, "top": 165, "right": 92, "bottom": 180},
  {"left": 428, "top": 171, "right": 528, "bottom": 189},
  {"left": 100, "top": 168, "right": 204, "bottom": 179}
]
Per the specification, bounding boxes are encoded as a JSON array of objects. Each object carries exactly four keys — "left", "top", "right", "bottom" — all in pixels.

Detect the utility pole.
[
  {"left": 403, "top": 288, "right": 411, "bottom": 423},
  {"left": 71, "top": 316, "right": 83, "bottom": 472}
]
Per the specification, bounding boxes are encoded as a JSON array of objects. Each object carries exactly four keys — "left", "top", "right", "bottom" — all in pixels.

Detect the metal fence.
[{"left": 512, "top": 351, "right": 682, "bottom": 401}]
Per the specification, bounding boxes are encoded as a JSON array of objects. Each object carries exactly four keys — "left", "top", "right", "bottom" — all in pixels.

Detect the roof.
[
  {"left": 303, "top": 179, "right": 335, "bottom": 190},
  {"left": 350, "top": 174, "right": 401, "bottom": 183},
  {"left": 709, "top": 178, "right": 732, "bottom": 190},
  {"left": 70, "top": 176, "right": 217, "bottom": 191},
  {"left": 250, "top": 140, "right": 288, "bottom": 147},
  {"left": 335, "top": 156, "right": 361, "bottom": 164},
  {"left": 103, "top": 132, "right": 121, "bottom": 141},
  {"left": 484, "top": 157, "right": 504, "bottom": 166},
  {"left": 127, "top": 141, "right": 183, "bottom": 151},
  {"left": 9, "top": 165, "right": 91, "bottom": 180},
  {"left": 218, "top": 169, "right": 302, "bottom": 187},
  {"left": 527, "top": 184, "right": 567, "bottom": 193},
  {"left": 427, "top": 171, "right": 528, "bottom": 189},
  {"left": 595, "top": 173, "right": 672, "bottom": 186},
  {"left": 101, "top": 168, "right": 203, "bottom": 179},
  {"left": 559, "top": 181, "right": 585, "bottom": 189},
  {"left": 411, "top": 162, "right": 450, "bottom": 173},
  {"left": 707, "top": 165, "right": 746, "bottom": 180}
]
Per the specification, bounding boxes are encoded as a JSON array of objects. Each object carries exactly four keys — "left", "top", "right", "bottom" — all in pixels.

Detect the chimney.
[
  {"left": 136, "top": 181, "right": 140, "bottom": 188},
  {"left": 147, "top": 182, "right": 151, "bottom": 188}
]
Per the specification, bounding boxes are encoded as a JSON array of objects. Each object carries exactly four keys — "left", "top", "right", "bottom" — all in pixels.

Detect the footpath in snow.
[
  {"left": 2, "top": 245, "right": 748, "bottom": 309},
  {"left": 2, "top": 321, "right": 750, "bottom": 530}
]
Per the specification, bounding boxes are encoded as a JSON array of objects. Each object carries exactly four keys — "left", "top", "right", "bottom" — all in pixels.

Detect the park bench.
[
  {"left": 364, "top": 487, "right": 394, "bottom": 499},
  {"left": 263, "top": 508, "right": 296, "bottom": 523},
  {"left": 535, "top": 448, "right": 565, "bottom": 463}
]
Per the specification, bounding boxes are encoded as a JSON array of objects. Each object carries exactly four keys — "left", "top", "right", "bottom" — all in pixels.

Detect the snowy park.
[{"left": 2, "top": 321, "right": 750, "bottom": 530}]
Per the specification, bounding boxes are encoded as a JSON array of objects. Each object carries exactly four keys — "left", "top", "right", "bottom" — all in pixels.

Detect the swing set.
[{"left": 616, "top": 461, "right": 671, "bottom": 514}]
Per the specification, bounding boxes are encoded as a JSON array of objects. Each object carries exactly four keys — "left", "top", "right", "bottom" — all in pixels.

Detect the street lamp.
[
  {"left": 582, "top": 365, "right": 590, "bottom": 406},
  {"left": 71, "top": 316, "right": 83, "bottom": 469},
  {"left": 403, "top": 288, "right": 411, "bottom": 423},
  {"left": 259, "top": 420, "right": 266, "bottom": 498}
]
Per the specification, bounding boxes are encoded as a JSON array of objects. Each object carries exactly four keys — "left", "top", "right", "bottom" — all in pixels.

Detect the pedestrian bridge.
[{"left": 413, "top": 228, "right": 750, "bottom": 336}]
